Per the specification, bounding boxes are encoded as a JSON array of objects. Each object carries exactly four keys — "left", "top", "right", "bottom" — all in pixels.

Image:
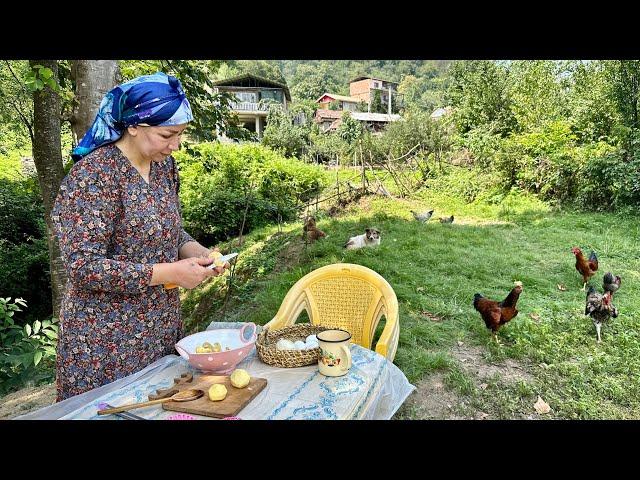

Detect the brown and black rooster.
[
  {"left": 585, "top": 286, "right": 619, "bottom": 343},
  {"left": 603, "top": 272, "right": 621, "bottom": 296},
  {"left": 473, "top": 281, "right": 523, "bottom": 344},
  {"left": 571, "top": 247, "right": 598, "bottom": 291}
]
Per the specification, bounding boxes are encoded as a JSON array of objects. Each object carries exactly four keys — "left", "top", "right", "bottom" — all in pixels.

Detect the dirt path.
[
  {"left": 0, "top": 383, "right": 56, "bottom": 419},
  {"left": 395, "top": 342, "right": 536, "bottom": 420}
]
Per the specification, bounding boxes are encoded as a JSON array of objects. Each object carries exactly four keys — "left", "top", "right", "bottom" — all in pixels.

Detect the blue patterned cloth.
[
  {"left": 72, "top": 72, "right": 193, "bottom": 162},
  {"left": 17, "top": 344, "right": 416, "bottom": 420}
]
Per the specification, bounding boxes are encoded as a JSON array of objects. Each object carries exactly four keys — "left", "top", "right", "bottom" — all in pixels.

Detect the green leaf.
[
  {"left": 34, "top": 351, "right": 43, "bottom": 366},
  {"left": 35, "top": 79, "right": 44, "bottom": 90},
  {"left": 39, "top": 67, "right": 52, "bottom": 79},
  {"left": 34, "top": 320, "right": 41, "bottom": 334},
  {"left": 25, "top": 324, "right": 31, "bottom": 336},
  {"left": 43, "top": 330, "right": 57, "bottom": 340},
  {"left": 21, "top": 353, "right": 33, "bottom": 368}
]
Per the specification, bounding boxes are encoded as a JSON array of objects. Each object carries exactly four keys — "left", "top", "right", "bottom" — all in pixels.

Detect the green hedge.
[
  {"left": 0, "top": 178, "right": 51, "bottom": 323},
  {"left": 174, "top": 142, "right": 329, "bottom": 245}
]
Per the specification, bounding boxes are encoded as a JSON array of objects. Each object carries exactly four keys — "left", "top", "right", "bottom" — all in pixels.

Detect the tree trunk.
[
  {"left": 30, "top": 60, "right": 67, "bottom": 319},
  {"left": 70, "top": 60, "right": 121, "bottom": 144}
]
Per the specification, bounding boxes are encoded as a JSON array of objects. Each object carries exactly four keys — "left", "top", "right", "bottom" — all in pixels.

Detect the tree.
[
  {"left": 370, "top": 89, "right": 383, "bottom": 113},
  {"left": 28, "top": 60, "right": 66, "bottom": 318},
  {"left": 397, "top": 66, "right": 445, "bottom": 113},
  {"left": 604, "top": 60, "right": 640, "bottom": 133},
  {"left": 235, "top": 60, "right": 286, "bottom": 84},
  {"left": 337, "top": 112, "right": 363, "bottom": 145},
  {"left": 507, "top": 60, "right": 567, "bottom": 132},
  {"left": 290, "top": 63, "right": 342, "bottom": 101},
  {"left": 262, "top": 105, "right": 309, "bottom": 158},
  {"left": 445, "top": 60, "right": 516, "bottom": 136},
  {"left": 566, "top": 60, "right": 619, "bottom": 143},
  {"left": 69, "top": 60, "right": 121, "bottom": 145},
  {"left": 356, "top": 100, "right": 368, "bottom": 113},
  {"left": 0, "top": 61, "right": 34, "bottom": 147}
]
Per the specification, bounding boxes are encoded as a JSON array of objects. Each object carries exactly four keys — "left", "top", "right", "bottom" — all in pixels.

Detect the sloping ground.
[
  {"left": 0, "top": 383, "right": 56, "bottom": 419},
  {"left": 5, "top": 188, "right": 640, "bottom": 420}
]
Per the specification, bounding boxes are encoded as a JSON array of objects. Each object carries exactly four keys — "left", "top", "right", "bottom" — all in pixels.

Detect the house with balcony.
[
  {"left": 349, "top": 76, "right": 402, "bottom": 114},
  {"left": 211, "top": 74, "right": 292, "bottom": 139},
  {"left": 313, "top": 76, "right": 403, "bottom": 133}
]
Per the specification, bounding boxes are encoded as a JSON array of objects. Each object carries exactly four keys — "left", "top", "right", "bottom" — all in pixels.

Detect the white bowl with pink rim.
[{"left": 175, "top": 323, "right": 257, "bottom": 374}]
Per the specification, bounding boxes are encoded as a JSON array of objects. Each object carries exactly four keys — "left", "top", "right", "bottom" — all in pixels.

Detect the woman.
[{"left": 51, "top": 72, "right": 227, "bottom": 401}]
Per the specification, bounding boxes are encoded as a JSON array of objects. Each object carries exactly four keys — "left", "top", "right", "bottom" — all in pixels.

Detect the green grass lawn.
[{"left": 181, "top": 179, "right": 640, "bottom": 419}]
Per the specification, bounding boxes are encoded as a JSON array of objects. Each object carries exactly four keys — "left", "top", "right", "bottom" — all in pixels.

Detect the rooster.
[
  {"left": 473, "top": 281, "right": 523, "bottom": 344},
  {"left": 603, "top": 272, "right": 621, "bottom": 296},
  {"left": 585, "top": 286, "right": 618, "bottom": 343},
  {"left": 411, "top": 209, "right": 434, "bottom": 223},
  {"left": 571, "top": 247, "right": 598, "bottom": 291}
]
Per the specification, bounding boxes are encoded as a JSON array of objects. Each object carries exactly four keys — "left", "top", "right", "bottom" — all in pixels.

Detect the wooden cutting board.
[{"left": 148, "top": 373, "right": 267, "bottom": 418}]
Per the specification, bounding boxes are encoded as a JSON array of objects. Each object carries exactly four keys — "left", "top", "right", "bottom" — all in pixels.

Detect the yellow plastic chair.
[{"left": 264, "top": 263, "right": 400, "bottom": 361}]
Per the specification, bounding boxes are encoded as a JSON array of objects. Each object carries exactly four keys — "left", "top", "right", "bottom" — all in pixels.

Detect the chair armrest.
[{"left": 374, "top": 307, "right": 399, "bottom": 362}]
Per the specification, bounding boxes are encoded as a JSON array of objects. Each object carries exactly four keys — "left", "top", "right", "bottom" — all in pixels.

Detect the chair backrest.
[{"left": 274, "top": 263, "right": 398, "bottom": 350}]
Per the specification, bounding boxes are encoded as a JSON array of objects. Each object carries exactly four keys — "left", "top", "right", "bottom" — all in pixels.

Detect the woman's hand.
[
  {"left": 201, "top": 246, "right": 231, "bottom": 273},
  {"left": 171, "top": 257, "right": 220, "bottom": 289}
]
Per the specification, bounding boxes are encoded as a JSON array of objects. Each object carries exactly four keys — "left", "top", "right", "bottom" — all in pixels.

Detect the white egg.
[
  {"left": 276, "top": 339, "right": 296, "bottom": 351},
  {"left": 305, "top": 334, "right": 317, "bottom": 343},
  {"left": 305, "top": 341, "right": 319, "bottom": 350},
  {"left": 294, "top": 340, "right": 306, "bottom": 350}
]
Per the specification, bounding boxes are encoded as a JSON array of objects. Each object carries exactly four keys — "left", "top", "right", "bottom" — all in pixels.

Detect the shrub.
[
  {"left": 0, "top": 297, "right": 58, "bottom": 395},
  {"left": 576, "top": 151, "right": 640, "bottom": 211},
  {"left": 0, "top": 178, "right": 51, "bottom": 322},
  {"left": 174, "top": 142, "right": 329, "bottom": 244},
  {"left": 305, "top": 131, "right": 348, "bottom": 165}
]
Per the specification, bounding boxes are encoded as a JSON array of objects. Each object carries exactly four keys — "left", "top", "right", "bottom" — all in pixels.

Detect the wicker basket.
[{"left": 256, "top": 324, "right": 328, "bottom": 368}]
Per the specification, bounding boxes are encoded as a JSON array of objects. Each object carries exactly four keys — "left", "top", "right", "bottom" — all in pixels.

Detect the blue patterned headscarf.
[{"left": 71, "top": 72, "right": 193, "bottom": 162}]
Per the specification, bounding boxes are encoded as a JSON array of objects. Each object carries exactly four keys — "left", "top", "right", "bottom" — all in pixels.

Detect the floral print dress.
[{"left": 51, "top": 144, "right": 195, "bottom": 401}]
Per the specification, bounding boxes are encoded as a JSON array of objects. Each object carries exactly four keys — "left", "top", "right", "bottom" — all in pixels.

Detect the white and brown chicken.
[{"left": 411, "top": 209, "right": 434, "bottom": 223}]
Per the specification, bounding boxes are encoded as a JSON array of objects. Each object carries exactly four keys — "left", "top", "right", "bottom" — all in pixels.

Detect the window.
[
  {"left": 260, "top": 90, "right": 284, "bottom": 103},
  {"left": 235, "top": 92, "right": 258, "bottom": 102}
]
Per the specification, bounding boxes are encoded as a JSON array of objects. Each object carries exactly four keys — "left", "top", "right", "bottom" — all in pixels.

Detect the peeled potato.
[
  {"left": 230, "top": 368, "right": 251, "bottom": 388},
  {"left": 208, "top": 384, "right": 227, "bottom": 401},
  {"left": 230, "top": 369, "right": 251, "bottom": 389},
  {"left": 209, "top": 250, "right": 225, "bottom": 267}
]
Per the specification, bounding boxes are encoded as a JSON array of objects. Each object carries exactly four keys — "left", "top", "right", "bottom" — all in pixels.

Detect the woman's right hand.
[{"left": 171, "top": 257, "right": 217, "bottom": 289}]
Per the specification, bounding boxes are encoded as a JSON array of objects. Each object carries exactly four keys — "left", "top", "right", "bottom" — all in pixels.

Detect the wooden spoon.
[{"left": 97, "top": 389, "right": 204, "bottom": 415}]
